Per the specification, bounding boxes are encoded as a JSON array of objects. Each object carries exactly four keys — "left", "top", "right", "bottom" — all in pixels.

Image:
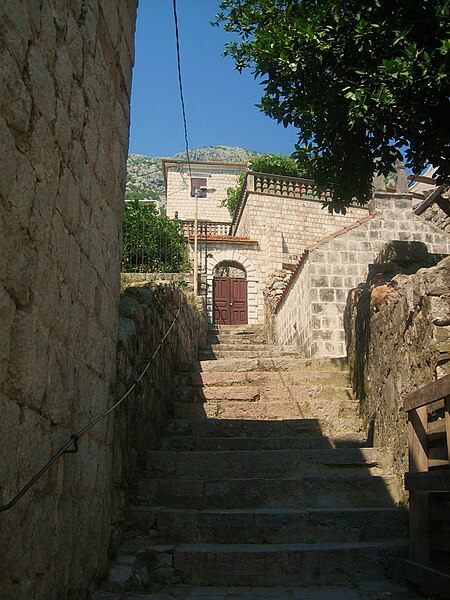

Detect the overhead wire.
[{"left": 172, "top": 0, "right": 193, "bottom": 181}]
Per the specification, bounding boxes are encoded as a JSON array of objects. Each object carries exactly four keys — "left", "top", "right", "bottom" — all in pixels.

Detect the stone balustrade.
[
  {"left": 182, "top": 220, "right": 231, "bottom": 238},
  {"left": 251, "top": 171, "right": 331, "bottom": 201}
]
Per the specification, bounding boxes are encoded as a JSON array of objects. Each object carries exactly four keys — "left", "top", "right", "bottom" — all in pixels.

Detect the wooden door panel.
[
  {"left": 214, "top": 277, "right": 248, "bottom": 325},
  {"left": 213, "top": 278, "right": 230, "bottom": 325},
  {"left": 231, "top": 279, "right": 248, "bottom": 325}
]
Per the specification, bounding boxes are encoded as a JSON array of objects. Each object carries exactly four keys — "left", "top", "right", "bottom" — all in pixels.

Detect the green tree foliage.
[
  {"left": 224, "top": 153, "right": 310, "bottom": 215},
  {"left": 122, "top": 200, "right": 188, "bottom": 273},
  {"left": 125, "top": 184, "right": 160, "bottom": 203},
  {"left": 215, "top": 0, "right": 450, "bottom": 212}
]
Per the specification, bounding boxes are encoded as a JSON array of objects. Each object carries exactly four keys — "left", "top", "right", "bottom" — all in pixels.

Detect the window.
[{"left": 191, "top": 177, "right": 207, "bottom": 198}]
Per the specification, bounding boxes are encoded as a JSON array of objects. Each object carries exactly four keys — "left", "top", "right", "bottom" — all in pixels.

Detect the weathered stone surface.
[
  {"left": 0, "top": 3, "right": 139, "bottom": 599},
  {"left": 113, "top": 285, "right": 207, "bottom": 555},
  {"left": 346, "top": 253, "right": 450, "bottom": 474},
  {"left": 94, "top": 327, "right": 415, "bottom": 599},
  {"left": 376, "top": 240, "right": 429, "bottom": 265}
]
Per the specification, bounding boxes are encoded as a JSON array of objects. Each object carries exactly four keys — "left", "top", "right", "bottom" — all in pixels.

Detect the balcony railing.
[
  {"left": 231, "top": 171, "right": 331, "bottom": 234},
  {"left": 182, "top": 220, "right": 231, "bottom": 238}
]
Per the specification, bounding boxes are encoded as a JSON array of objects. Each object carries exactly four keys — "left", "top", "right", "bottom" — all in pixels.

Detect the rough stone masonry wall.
[
  {"left": 0, "top": 2, "right": 137, "bottom": 599},
  {"left": 345, "top": 254, "right": 450, "bottom": 475},
  {"left": 274, "top": 194, "right": 450, "bottom": 357},
  {"left": 112, "top": 284, "right": 207, "bottom": 553}
]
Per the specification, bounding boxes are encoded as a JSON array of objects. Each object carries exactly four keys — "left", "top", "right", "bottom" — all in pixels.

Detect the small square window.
[{"left": 191, "top": 178, "right": 207, "bottom": 198}]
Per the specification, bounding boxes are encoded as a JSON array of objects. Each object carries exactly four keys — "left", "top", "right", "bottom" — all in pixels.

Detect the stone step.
[
  {"left": 103, "top": 540, "right": 408, "bottom": 589},
  {"left": 160, "top": 433, "right": 368, "bottom": 451},
  {"left": 172, "top": 399, "right": 361, "bottom": 421},
  {"left": 208, "top": 325, "right": 265, "bottom": 336},
  {"left": 125, "top": 506, "right": 408, "bottom": 545},
  {"left": 93, "top": 581, "right": 425, "bottom": 600},
  {"left": 177, "top": 370, "right": 350, "bottom": 388},
  {"left": 166, "top": 417, "right": 363, "bottom": 439},
  {"left": 206, "top": 337, "right": 268, "bottom": 347},
  {"left": 200, "top": 344, "right": 296, "bottom": 353},
  {"left": 175, "top": 385, "right": 354, "bottom": 404},
  {"left": 135, "top": 475, "right": 404, "bottom": 509},
  {"left": 199, "top": 349, "right": 304, "bottom": 359},
  {"left": 145, "top": 448, "right": 390, "bottom": 479},
  {"left": 180, "top": 357, "right": 348, "bottom": 373}
]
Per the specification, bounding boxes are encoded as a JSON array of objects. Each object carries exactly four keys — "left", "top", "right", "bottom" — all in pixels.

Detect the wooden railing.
[{"left": 402, "top": 374, "right": 450, "bottom": 597}]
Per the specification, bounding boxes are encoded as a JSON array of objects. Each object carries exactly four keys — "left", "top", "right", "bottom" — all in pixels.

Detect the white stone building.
[
  {"left": 162, "top": 159, "right": 246, "bottom": 235},
  {"left": 164, "top": 162, "right": 450, "bottom": 357}
]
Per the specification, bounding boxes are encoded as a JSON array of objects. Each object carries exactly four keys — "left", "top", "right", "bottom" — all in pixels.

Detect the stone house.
[
  {"left": 162, "top": 158, "right": 246, "bottom": 235},
  {"left": 164, "top": 162, "right": 450, "bottom": 357}
]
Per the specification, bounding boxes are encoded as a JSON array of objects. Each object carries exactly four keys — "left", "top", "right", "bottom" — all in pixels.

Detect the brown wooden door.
[{"left": 213, "top": 278, "right": 248, "bottom": 325}]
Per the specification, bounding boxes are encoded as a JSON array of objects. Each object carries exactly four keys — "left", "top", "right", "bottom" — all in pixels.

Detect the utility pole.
[
  {"left": 193, "top": 187, "right": 199, "bottom": 296},
  {"left": 193, "top": 186, "right": 207, "bottom": 296}
]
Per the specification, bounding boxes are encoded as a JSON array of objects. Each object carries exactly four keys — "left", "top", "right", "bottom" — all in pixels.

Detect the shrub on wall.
[
  {"left": 223, "top": 154, "right": 310, "bottom": 216},
  {"left": 122, "top": 200, "right": 188, "bottom": 272}
]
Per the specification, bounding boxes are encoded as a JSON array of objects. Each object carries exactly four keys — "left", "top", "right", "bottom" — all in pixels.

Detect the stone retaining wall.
[
  {"left": 0, "top": 2, "right": 137, "bottom": 599},
  {"left": 345, "top": 250, "right": 450, "bottom": 475},
  {"left": 111, "top": 284, "right": 207, "bottom": 553},
  {"left": 274, "top": 194, "right": 450, "bottom": 357}
]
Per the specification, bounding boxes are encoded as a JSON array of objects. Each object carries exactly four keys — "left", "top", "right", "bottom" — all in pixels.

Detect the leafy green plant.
[
  {"left": 215, "top": 0, "right": 450, "bottom": 212},
  {"left": 122, "top": 200, "right": 188, "bottom": 273},
  {"left": 223, "top": 153, "right": 310, "bottom": 216},
  {"left": 125, "top": 184, "right": 160, "bottom": 203}
]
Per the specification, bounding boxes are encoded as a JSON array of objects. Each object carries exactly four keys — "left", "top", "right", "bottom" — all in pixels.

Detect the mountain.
[
  {"left": 172, "top": 146, "right": 257, "bottom": 163},
  {"left": 126, "top": 146, "right": 258, "bottom": 205}
]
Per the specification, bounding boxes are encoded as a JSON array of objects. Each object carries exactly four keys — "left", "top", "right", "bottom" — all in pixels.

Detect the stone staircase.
[{"left": 93, "top": 325, "right": 425, "bottom": 600}]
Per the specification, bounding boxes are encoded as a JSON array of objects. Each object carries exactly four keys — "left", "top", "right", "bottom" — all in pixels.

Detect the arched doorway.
[{"left": 213, "top": 261, "right": 248, "bottom": 325}]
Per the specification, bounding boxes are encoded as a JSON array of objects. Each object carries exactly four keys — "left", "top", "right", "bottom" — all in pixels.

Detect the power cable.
[{"left": 172, "top": 0, "right": 192, "bottom": 181}]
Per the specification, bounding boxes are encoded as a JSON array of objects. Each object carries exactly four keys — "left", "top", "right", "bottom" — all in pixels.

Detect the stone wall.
[
  {"left": 345, "top": 250, "right": 450, "bottom": 475},
  {"left": 121, "top": 272, "right": 194, "bottom": 292},
  {"left": 235, "top": 191, "right": 369, "bottom": 266},
  {"left": 0, "top": 2, "right": 137, "bottom": 599},
  {"left": 165, "top": 164, "right": 241, "bottom": 222},
  {"left": 111, "top": 284, "right": 207, "bottom": 552},
  {"left": 274, "top": 194, "right": 450, "bottom": 357}
]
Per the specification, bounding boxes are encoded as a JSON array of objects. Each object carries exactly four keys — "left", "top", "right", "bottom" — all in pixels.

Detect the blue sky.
[{"left": 128, "top": 0, "right": 299, "bottom": 158}]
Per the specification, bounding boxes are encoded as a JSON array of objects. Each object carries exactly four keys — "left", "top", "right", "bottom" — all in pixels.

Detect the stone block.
[
  {"left": 28, "top": 117, "right": 59, "bottom": 192},
  {"left": 55, "top": 46, "right": 73, "bottom": 104},
  {"left": 330, "top": 276, "right": 343, "bottom": 288},
  {"left": 0, "top": 47, "right": 32, "bottom": 138},
  {"left": 28, "top": 46, "right": 56, "bottom": 123},
  {"left": 5, "top": 311, "right": 49, "bottom": 409},
  {"left": 8, "top": 152, "right": 36, "bottom": 229},
  {"left": 66, "top": 12, "right": 83, "bottom": 79},
  {"left": 39, "top": 0, "right": 57, "bottom": 66},
  {"left": 30, "top": 182, "right": 55, "bottom": 246},
  {"left": 0, "top": 0, "right": 31, "bottom": 65},
  {"left": 55, "top": 98, "right": 71, "bottom": 158},
  {"left": 69, "top": 83, "right": 85, "bottom": 136},
  {"left": 0, "top": 115, "right": 20, "bottom": 200},
  {"left": 319, "top": 289, "right": 335, "bottom": 303},
  {"left": 0, "top": 288, "right": 15, "bottom": 384},
  {"left": 375, "top": 240, "right": 428, "bottom": 266},
  {"left": 1, "top": 205, "right": 35, "bottom": 307},
  {"left": 0, "top": 393, "right": 20, "bottom": 498},
  {"left": 78, "top": 253, "right": 98, "bottom": 312}
]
